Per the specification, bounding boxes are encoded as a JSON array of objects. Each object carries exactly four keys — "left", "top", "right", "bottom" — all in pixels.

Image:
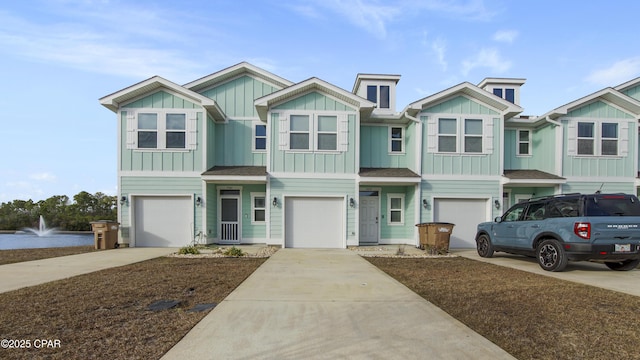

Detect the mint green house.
[{"left": 99, "top": 63, "right": 640, "bottom": 248}]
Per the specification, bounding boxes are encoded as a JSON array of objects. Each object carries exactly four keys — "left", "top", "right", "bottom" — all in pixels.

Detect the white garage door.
[
  {"left": 434, "top": 198, "right": 488, "bottom": 248},
  {"left": 285, "top": 197, "right": 343, "bottom": 248},
  {"left": 134, "top": 196, "right": 192, "bottom": 247}
]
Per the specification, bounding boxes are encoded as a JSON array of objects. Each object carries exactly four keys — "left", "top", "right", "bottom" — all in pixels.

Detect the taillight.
[{"left": 574, "top": 222, "right": 591, "bottom": 239}]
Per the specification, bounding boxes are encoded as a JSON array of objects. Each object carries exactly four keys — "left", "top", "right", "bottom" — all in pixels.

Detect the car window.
[
  {"left": 586, "top": 195, "right": 640, "bottom": 216},
  {"left": 547, "top": 198, "right": 580, "bottom": 218},
  {"left": 523, "top": 202, "right": 546, "bottom": 220},
  {"left": 502, "top": 203, "right": 527, "bottom": 222}
]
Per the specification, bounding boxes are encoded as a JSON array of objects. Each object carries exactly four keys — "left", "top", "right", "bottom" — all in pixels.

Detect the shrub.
[
  {"left": 178, "top": 245, "right": 200, "bottom": 255},
  {"left": 223, "top": 246, "right": 244, "bottom": 257}
]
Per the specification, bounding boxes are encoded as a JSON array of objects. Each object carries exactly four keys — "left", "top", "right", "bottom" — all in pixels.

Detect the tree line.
[{"left": 0, "top": 191, "right": 117, "bottom": 231}]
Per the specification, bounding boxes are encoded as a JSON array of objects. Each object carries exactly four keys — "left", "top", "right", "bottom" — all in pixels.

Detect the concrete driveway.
[{"left": 454, "top": 249, "right": 640, "bottom": 297}]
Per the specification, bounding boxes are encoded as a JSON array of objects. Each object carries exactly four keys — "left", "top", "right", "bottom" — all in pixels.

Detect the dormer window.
[
  {"left": 366, "top": 85, "right": 390, "bottom": 109},
  {"left": 493, "top": 88, "right": 515, "bottom": 103}
]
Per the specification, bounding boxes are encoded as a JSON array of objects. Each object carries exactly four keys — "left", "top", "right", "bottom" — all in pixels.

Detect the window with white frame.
[
  {"left": 464, "top": 119, "right": 483, "bottom": 153},
  {"left": 571, "top": 120, "right": 623, "bottom": 157},
  {"left": 577, "top": 122, "right": 594, "bottom": 155},
  {"left": 601, "top": 122, "right": 618, "bottom": 156},
  {"left": 290, "top": 115, "right": 310, "bottom": 150},
  {"left": 128, "top": 110, "right": 195, "bottom": 150},
  {"left": 366, "top": 85, "right": 390, "bottom": 109},
  {"left": 317, "top": 115, "right": 337, "bottom": 151},
  {"left": 493, "top": 88, "right": 515, "bottom": 103},
  {"left": 251, "top": 193, "right": 266, "bottom": 223},
  {"left": 279, "top": 112, "right": 348, "bottom": 152},
  {"left": 387, "top": 194, "right": 404, "bottom": 225},
  {"left": 389, "top": 126, "right": 404, "bottom": 153},
  {"left": 254, "top": 124, "right": 267, "bottom": 151},
  {"left": 438, "top": 118, "right": 458, "bottom": 152},
  {"left": 517, "top": 129, "right": 531, "bottom": 155}
]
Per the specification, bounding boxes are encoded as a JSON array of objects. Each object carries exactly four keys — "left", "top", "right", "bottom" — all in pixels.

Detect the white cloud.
[
  {"left": 30, "top": 172, "right": 57, "bottom": 182},
  {"left": 586, "top": 58, "right": 640, "bottom": 86},
  {"left": 414, "top": 0, "right": 497, "bottom": 22},
  {"left": 431, "top": 37, "right": 448, "bottom": 71},
  {"left": 493, "top": 30, "right": 518, "bottom": 43},
  {"left": 461, "top": 48, "right": 511, "bottom": 76},
  {"left": 307, "top": 0, "right": 401, "bottom": 38}
]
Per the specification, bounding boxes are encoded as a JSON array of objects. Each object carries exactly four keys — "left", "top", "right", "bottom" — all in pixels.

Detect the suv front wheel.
[
  {"left": 536, "top": 239, "right": 568, "bottom": 272},
  {"left": 476, "top": 234, "right": 494, "bottom": 258}
]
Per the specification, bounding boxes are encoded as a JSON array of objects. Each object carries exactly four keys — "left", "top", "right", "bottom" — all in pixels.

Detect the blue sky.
[{"left": 2, "top": 0, "right": 640, "bottom": 203}]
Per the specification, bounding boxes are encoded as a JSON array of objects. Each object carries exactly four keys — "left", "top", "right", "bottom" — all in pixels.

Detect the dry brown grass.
[
  {"left": 0, "top": 246, "right": 96, "bottom": 265},
  {"left": 367, "top": 257, "right": 640, "bottom": 360},
  {"left": 0, "top": 256, "right": 265, "bottom": 360}
]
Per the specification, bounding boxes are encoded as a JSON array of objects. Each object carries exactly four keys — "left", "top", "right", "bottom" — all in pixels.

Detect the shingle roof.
[
  {"left": 503, "top": 169, "right": 565, "bottom": 180},
  {"left": 359, "top": 168, "right": 420, "bottom": 177},
  {"left": 202, "top": 166, "right": 267, "bottom": 176}
]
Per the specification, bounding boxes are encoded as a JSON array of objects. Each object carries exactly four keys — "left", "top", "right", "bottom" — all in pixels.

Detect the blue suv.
[{"left": 475, "top": 193, "right": 640, "bottom": 272}]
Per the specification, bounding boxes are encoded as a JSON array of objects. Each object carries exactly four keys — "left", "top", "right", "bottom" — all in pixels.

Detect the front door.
[
  {"left": 359, "top": 192, "right": 379, "bottom": 244},
  {"left": 220, "top": 190, "right": 240, "bottom": 243}
]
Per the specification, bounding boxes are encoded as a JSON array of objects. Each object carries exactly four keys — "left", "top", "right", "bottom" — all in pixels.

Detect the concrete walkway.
[
  {"left": 455, "top": 249, "right": 640, "bottom": 297},
  {"left": 162, "top": 249, "right": 514, "bottom": 360},
  {"left": 0, "top": 247, "right": 175, "bottom": 293}
]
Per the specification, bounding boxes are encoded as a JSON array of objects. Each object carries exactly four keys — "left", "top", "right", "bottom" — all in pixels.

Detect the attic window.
[
  {"left": 366, "top": 85, "right": 390, "bottom": 109},
  {"left": 493, "top": 87, "right": 515, "bottom": 103}
]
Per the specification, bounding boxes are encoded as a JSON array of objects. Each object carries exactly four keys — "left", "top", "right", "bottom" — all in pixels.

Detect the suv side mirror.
[{"left": 494, "top": 216, "right": 502, "bottom": 223}]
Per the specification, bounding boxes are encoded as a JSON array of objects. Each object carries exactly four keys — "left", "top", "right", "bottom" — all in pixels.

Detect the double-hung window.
[
  {"left": 577, "top": 122, "right": 594, "bottom": 155},
  {"left": 493, "top": 87, "right": 516, "bottom": 103},
  {"left": 254, "top": 124, "right": 267, "bottom": 151},
  {"left": 130, "top": 110, "right": 194, "bottom": 150},
  {"left": 437, "top": 118, "right": 458, "bottom": 152},
  {"left": 574, "top": 121, "right": 620, "bottom": 156},
  {"left": 367, "top": 85, "right": 390, "bottom": 109},
  {"left": 387, "top": 194, "right": 404, "bottom": 225},
  {"left": 390, "top": 127, "right": 403, "bottom": 153},
  {"left": 290, "top": 115, "right": 311, "bottom": 150},
  {"left": 317, "top": 116, "right": 337, "bottom": 151},
  {"left": 251, "top": 193, "right": 266, "bottom": 223},
  {"left": 601, "top": 123, "right": 618, "bottom": 156},
  {"left": 464, "top": 119, "right": 483, "bottom": 153},
  {"left": 517, "top": 129, "right": 531, "bottom": 155}
]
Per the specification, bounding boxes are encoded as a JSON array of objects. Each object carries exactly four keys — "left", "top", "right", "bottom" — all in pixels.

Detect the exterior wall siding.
[
  {"left": 200, "top": 75, "right": 279, "bottom": 118},
  {"left": 504, "top": 124, "right": 556, "bottom": 174},
  {"left": 562, "top": 181, "right": 635, "bottom": 194},
  {"left": 360, "top": 125, "right": 408, "bottom": 168},
  {"left": 566, "top": 101, "right": 634, "bottom": 119},
  {"left": 620, "top": 85, "right": 640, "bottom": 102},
  {"left": 378, "top": 185, "right": 416, "bottom": 241},
  {"left": 274, "top": 92, "right": 355, "bottom": 112},
  {"left": 214, "top": 119, "right": 266, "bottom": 166}
]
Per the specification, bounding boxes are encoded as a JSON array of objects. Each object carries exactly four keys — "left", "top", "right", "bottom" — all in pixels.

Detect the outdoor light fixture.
[
  {"left": 196, "top": 197, "right": 202, "bottom": 206},
  {"left": 494, "top": 199, "right": 500, "bottom": 209},
  {"left": 349, "top": 197, "right": 355, "bottom": 207},
  {"left": 422, "top": 199, "right": 428, "bottom": 208},
  {"left": 120, "top": 195, "right": 127, "bottom": 206},
  {"left": 272, "top": 197, "right": 278, "bottom": 207}
]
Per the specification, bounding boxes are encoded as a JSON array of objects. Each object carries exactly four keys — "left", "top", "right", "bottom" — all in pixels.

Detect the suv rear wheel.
[
  {"left": 536, "top": 239, "right": 568, "bottom": 272},
  {"left": 476, "top": 234, "right": 494, "bottom": 258},
  {"left": 604, "top": 259, "right": 640, "bottom": 271}
]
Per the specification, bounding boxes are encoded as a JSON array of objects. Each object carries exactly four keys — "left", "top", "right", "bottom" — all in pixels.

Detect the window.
[
  {"left": 387, "top": 194, "right": 404, "bottom": 225},
  {"left": 254, "top": 124, "right": 267, "bottom": 151},
  {"left": 317, "top": 116, "right": 337, "bottom": 151},
  {"left": 251, "top": 193, "right": 266, "bottom": 223},
  {"left": 601, "top": 123, "right": 618, "bottom": 156},
  {"left": 390, "top": 127, "right": 403, "bottom": 153},
  {"left": 127, "top": 110, "right": 195, "bottom": 150},
  {"left": 572, "top": 121, "right": 622, "bottom": 157},
  {"left": 464, "top": 119, "right": 483, "bottom": 153},
  {"left": 493, "top": 88, "right": 503, "bottom": 98},
  {"left": 290, "top": 115, "right": 310, "bottom": 150},
  {"left": 438, "top": 118, "right": 457, "bottom": 152},
  {"left": 517, "top": 129, "right": 531, "bottom": 155},
  {"left": 366, "top": 85, "right": 390, "bottom": 109},
  {"left": 502, "top": 203, "right": 526, "bottom": 222},
  {"left": 493, "top": 87, "right": 515, "bottom": 103},
  {"left": 577, "top": 122, "right": 594, "bottom": 155}
]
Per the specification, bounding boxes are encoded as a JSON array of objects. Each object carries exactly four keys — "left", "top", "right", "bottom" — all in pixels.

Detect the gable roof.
[
  {"left": 254, "top": 77, "right": 376, "bottom": 120},
  {"left": 539, "top": 87, "right": 640, "bottom": 121},
  {"left": 183, "top": 62, "right": 294, "bottom": 93},
  {"left": 99, "top": 76, "right": 227, "bottom": 121},
  {"left": 406, "top": 82, "right": 523, "bottom": 119},
  {"left": 614, "top": 77, "right": 640, "bottom": 93},
  {"left": 352, "top": 73, "right": 401, "bottom": 93}
]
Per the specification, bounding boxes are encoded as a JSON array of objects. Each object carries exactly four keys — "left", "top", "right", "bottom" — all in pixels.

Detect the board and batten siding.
[
  {"left": 561, "top": 101, "right": 636, "bottom": 178},
  {"left": 268, "top": 177, "right": 356, "bottom": 244},
  {"left": 360, "top": 124, "right": 414, "bottom": 169},
  {"left": 420, "top": 179, "right": 501, "bottom": 221},
  {"left": 620, "top": 84, "right": 640, "bottom": 102},
  {"left": 199, "top": 75, "right": 279, "bottom": 118},
  {"left": 562, "top": 181, "right": 635, "bottom": 195},
  {"left": 121, "top": 91, "right": 204, "bottom": 172},
  {"left": 270, "top": 92, "right": 358, "bottom": 174},
  {"left": 378, "top": 185, "right": 416, "bottom": 241},
  {"left": 420, "top": 96, "right": 502, "bottom": 176},
  {"left": 504, "top": 125, "right": 556, "bottom": 174},
  {"left": 214, "top": 119, "right": 266, "bottom": 166},
  {"left": 119, "top": 176, "right": 202, "bottom": 241}
]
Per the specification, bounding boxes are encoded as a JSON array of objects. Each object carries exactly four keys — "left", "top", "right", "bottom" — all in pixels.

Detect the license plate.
[{"left": 615, "top": 244, "right": 631, "bottom": 252}]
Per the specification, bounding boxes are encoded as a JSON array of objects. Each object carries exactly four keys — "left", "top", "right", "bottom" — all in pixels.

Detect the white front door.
[
  {"left": 220, "top": 191, "right": 240, "bottom": 243},
  {"left": 359, "top": 193, "right": 379, "bottom": 244}
]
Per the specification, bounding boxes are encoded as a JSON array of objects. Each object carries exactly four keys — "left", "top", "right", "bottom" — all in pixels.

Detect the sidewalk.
[
  {"left": 0, "top": 247, "right": 175, "bottom": 293},
  {"left": 162, "top": 249, "right": 514, "bottom": 360}
]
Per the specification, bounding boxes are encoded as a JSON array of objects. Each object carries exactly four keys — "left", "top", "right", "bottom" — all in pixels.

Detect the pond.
[{"left": 0, "top": 233, "right": 94, "bottom": 250}]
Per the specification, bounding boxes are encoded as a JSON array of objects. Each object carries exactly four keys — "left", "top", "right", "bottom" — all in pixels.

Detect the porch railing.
[{"left": 221, "top": 222, "right": 239, "bottom": 241}]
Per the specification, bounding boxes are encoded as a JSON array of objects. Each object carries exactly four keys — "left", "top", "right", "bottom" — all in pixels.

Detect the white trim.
[
  {"left": 201, "top": 175, "right": 268, "bottom": 183},
  {"left": 121, "top": 171, "right": 202, "bottom": 177},
  {"left": 359, "top": 177, "right": 421, "bottom": 185},
  {"left": 358, "top": 187, "right": 382, "bottom": 245},
  {"left": 252, "top": 122, "right": 267, "bottom": 152},
  {"left": 218, "top": 186, "right": 242, "bottom": 244},
  {"left": 250, "top": 192, "right": 266, "bottom": 224},
  {"left": 128, "top": 193, "right": 195, "bottom": 247},
  {"left": 269, "top": 172, "right": 357, "bottom": 180},
  {"left": 125, "top": 109, "right": 199, "bottom": 151},
  {"left": 387, "top": 193, "right": 405, "bottom": 226},
  {"left": 567, "top": 118, "right": 628, "bottom": 157},
  {"left": 516, "top": 129, "right": 532, "bottom": 156},
  {"left": 281, "top": 195, "right": 347, "bottom": 249},
  {"left": 388, "top": 126, "right": 405, "bottom": 154},
  {"left": 278, "top": 110, "right": 349, "bottom": 153},
  {"left": 430, "top": 195, "right": 493, "bottom": 223},
  {"left": 421, "top": 174, "right": 503, "bottom": 181}
]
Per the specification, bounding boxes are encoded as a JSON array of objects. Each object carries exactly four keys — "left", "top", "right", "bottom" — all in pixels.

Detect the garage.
[
  {"left": 433, "top": 198, "right": 488, "bottom": 248},
  {"left": 133, "top": 196, "right": 192, "bottom": 247},
  {"left": 284, "top": 197, "right": 344, "bottom": 248}
]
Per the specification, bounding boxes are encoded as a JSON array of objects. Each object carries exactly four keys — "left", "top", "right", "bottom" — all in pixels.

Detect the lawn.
[
  {"left": 1, "top": 250, "right": 639, "bottom": 359},
  {"left": 0, "top": 246, "right": 96, "bottom": 265}
]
